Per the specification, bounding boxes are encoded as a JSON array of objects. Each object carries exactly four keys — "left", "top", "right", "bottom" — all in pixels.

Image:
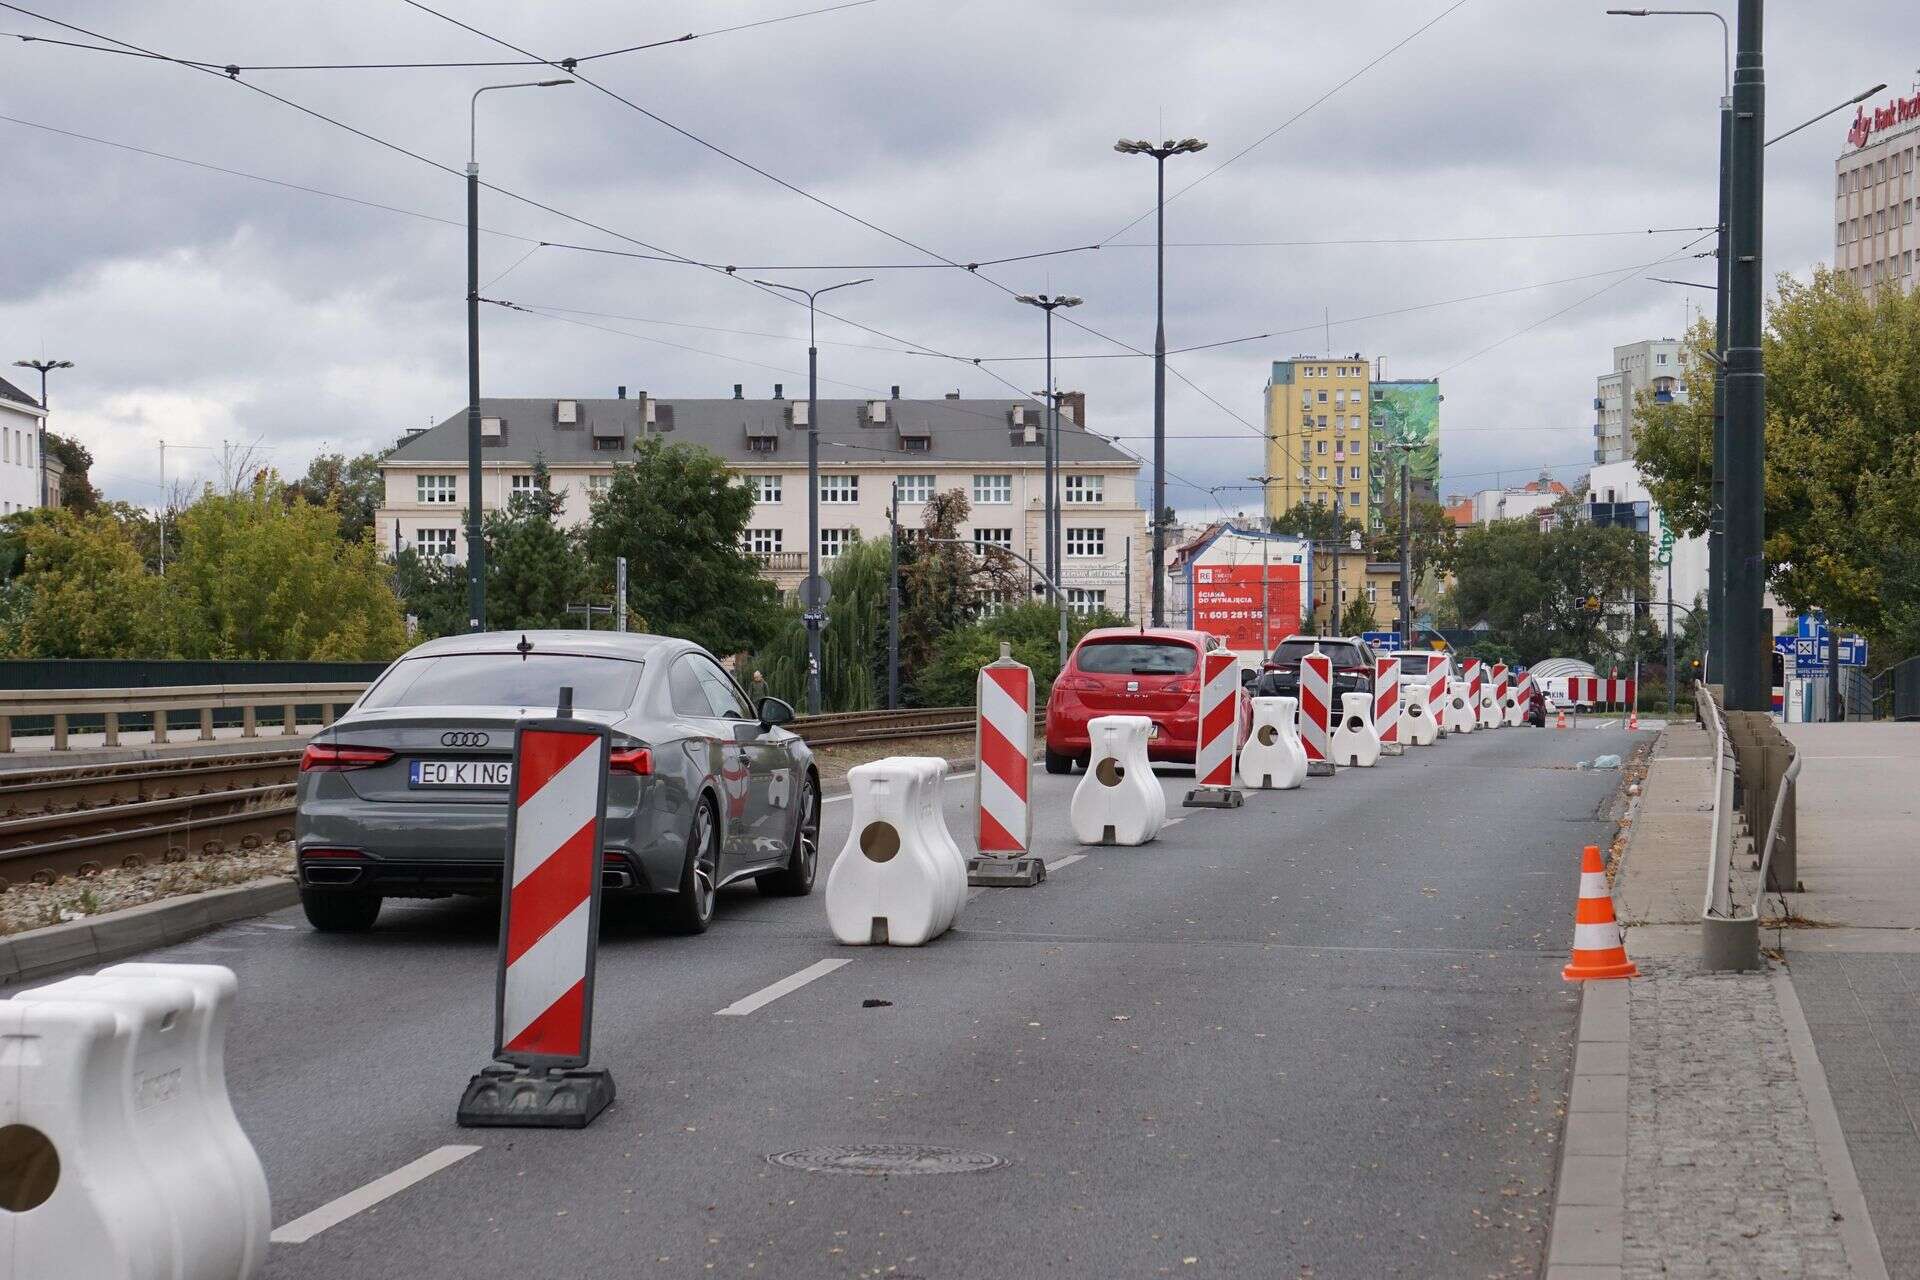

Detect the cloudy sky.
[{"left": 0, "top": 0, "right": 1905, "bottom": 519}]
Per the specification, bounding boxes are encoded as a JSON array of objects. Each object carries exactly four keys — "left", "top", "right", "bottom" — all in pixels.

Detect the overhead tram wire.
[
  {"left": 0, "top": 0, "right": 882, "bottom": 71},
  {"left": 1108, "top": 225, "right": 1717, "bottom": 249}
]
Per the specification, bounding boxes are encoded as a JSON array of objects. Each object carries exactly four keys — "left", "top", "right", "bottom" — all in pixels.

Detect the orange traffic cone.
[
  {"left": 1563, "top": 844, "right": 1637, "bottom": 981},
  {"left": 1628, "top": 709, "right": 1640, "bottom": 730},
  {"left": 1555, "top": 707, "right": 1568, "bottom": 730}
]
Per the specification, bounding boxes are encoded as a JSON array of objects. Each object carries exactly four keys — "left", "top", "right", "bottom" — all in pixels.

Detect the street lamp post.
[
  {"left": 12, "top": 358, "right": 72, "bottom": 509},
  {"left": 1015, "top": 294, "right": 1082, "bottom": 591},
  {"left": 1722, "top": 0, "right": 1767, "bottom": 711},
  {"left": 467, "top": 78, "right": 571, "bottom": 633},
  {"left": 752, "top": 276, "right": 873, "bottom": 715},
  {"left": 1115, "top": 136, "right": 1207, "bottom": 628}
]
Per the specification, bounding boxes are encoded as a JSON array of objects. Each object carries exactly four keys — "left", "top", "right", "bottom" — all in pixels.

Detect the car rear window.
[
  {"left": 1270, "top": 640, "right": 1368, "bottom": 667},
  {"left": 360, "top": 653, "right": 645, "bottom": 713},
  {"left": 1075, "top": 640, "right": 1198, "bottom": 676}
]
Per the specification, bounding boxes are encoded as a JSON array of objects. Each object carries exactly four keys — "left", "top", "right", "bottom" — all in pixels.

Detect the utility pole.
[
  {"left": 1723, "top": 0, "right": 1767, "bottom": 710},
  {"left": 615, "top": 556, "right": 628, "bottom": 632},
  {"left": 888, "top": 481, "right": 901, "bottom": 710},
  {"left": 1248, "top": 475, "right": 1282, "bottom": 654},
  {"left": 1666, "top": 557, "right": 1676, "bottom": 715},
  {"left": 1709, "top": 87, "right": 1732, "bottom": 685}
]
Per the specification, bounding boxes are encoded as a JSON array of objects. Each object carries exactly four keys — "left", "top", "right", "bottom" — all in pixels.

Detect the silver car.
[{"left": 294, "top": 631, "right": 819, "bottom": 935}]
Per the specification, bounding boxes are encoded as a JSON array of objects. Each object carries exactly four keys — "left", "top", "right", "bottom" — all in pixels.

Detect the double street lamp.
[
  {"left": 465, "top": 78, "right": 572, "bottom": 633},
  {"left": 1013, "top": 293, "right": 1081, "bottom": 591},
  {"left": 11, "top": 358, "right": 72, "bottom": 509},
  {"left": 1115, "top": 136, "right": 1207, "bottom": 627},
  {"left": 752, "top": 276, "right": 872, "bottom": 716}
]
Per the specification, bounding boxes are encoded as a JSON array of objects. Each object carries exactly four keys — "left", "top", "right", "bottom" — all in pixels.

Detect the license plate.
[
  {"left": 1148, "top": 723, "right": 1161, "bottom": 739},
  {"left": 409, "top": 759, "right": 512, "bottom": 788}
]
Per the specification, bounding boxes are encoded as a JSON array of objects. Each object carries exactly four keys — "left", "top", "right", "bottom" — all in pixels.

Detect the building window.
[
  {"left": 1064, "top": 474, "right": 1104, "bottom": 504},
  {"left": 746, "top": 473, "right": 781, "bottom": 503},
  {"left": 1317, "top": 415, "right": 1328, "bottom": 428},
  {"left": 510, "top": 473, "right": 542, "bottom": 498},
  {"left": 1350, "top": 466, "right": 1361, "bottom": 481},
  {"left": 588, "top": 474, "right": 611, "bottom": 495},
  {"left": 1348, "top": 491, "right": 1362, "bottom": 507},
  {"left": 417, "top": 528, "right": 458, "bottom": 559},
  {"left": 1065, "top": 527, "right": 1105, "bottom": 557},
  {"left": 972, "top": 473, "right": 1012, "bottom": 504},
  {"left": 819, "top": 474, "right": 859, "bottom": 504},
  {"left": 896, "top": 473, "right": 936, "bottom": 503},
  {"left": 417, "top": 474, "right": 458, "bottom": 504},
  {"left": 972, "top": 527, "right": 1013, "bottom": 553},
  {"left": 591, "top": 435, "right": 624, "bottom": 452},
  {"left": 819, "top": 528, "right": 856, "bottom": 558},
  {"left": 1067, "top": 588, "right": 1107, "bottom": 616},
  {"left": 1365, "top": 582, "right": 1378, "bottom": 605},
  {"left": 743, "top": 528, "right": 782, "bottom": 555},
  {"left": 1316, "top": 440, "right": 1327, "bottom": 455},
  {"left": 1317, "top": 390, "right": 1328, "bottom": 403},
  {"left": 1317, "top": 466, "right": 1328, "bottom": 480},
  {"left": 746, "top": 435, "right": 777, "bottom": 454}
]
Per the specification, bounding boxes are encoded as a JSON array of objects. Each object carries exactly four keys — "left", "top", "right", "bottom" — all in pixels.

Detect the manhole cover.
[{"left": 767, "top": 1144, "right": 1008, "bottom": 1176}]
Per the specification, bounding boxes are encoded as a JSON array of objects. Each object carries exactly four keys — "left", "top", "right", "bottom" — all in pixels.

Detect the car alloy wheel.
[
  {"left": 690, "top": 799, "right": 717, "bottom": 924},
  {"left": 797, "top": 780, "right": 820, "bottom": 887}
]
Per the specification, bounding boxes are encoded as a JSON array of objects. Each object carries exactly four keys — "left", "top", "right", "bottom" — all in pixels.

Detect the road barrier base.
[
  {"left": 1306, "top": 761, "right": 1336, "bottom": 778},
  {"left": 966, "top": 855, "right": 1047, "bottom": 887},
  {"left": 1381, "top": 742, "right": 1406, "bottom": 756},
  {"left": 1700, "top": 915, "right": 1761, "bottom": 972},
  {"left": 1182, "top": 786, "right": 1243, "bottom": 809},
  {"left": 456, "top": 1063, "right": 615, "bottom": 1129}
]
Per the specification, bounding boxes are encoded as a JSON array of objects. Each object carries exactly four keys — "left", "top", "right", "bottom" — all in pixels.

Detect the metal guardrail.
[
  {"left": 1697, "top": 681, "right": 1801, "bottom": 970},
  {"left": 0, "top": 684, "right": 372, "bottom": 753}
]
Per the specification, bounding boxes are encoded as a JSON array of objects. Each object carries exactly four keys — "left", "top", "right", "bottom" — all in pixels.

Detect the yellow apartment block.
[{"left": 1261, "top": 355, "right": 1372, "bottom": 527}]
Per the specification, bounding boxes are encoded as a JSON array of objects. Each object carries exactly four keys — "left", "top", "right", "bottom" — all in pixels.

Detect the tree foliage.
[
  {"left": 583, "top": 438, "right": 779, "bottom": 656},
  {"left": 44, "top": 432, "right": 100, "bottom": 514},
  {"left": 484, "top": 461, "right": 590, "bottom": 632},
  {"left": 750, "top": 536, "right": 891, "bottom": 712},
  {"left": 896, "top": 490, "right": 1018, "bottom": 680},
  {"left": 1444, "top": 515, "right": 1649, "bottom": 665},
  {"left": 1372, "top": 494, "right": 1456, "bottom": 585},
  {"left": 4, "top": 510, "right": 175, "bottom": 657},
  {"left": 287, "top": 451, "right": 385, "bottom": 545},
  {"left": 911, "top": 603, "right": 1125, "bottom": 708},
  {"left": 1636, "top": 267, "right": 1920, "bottom": 658},
  {"left": 1269, "top": 500, "right": 1359, "bottom": 543}
]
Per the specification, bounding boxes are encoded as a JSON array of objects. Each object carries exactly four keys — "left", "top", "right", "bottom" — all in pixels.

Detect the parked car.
[
  {"left": 1043, "top": 627, "right": 1246, "bottom": 773},
  {"left": 294, "top": 631, "right": 819, "bottom": 935},
  {"left": 1250, "top": 635, "right": 1377, "bottom": 702}
]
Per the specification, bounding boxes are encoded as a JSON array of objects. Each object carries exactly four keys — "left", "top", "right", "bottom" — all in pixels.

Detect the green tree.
[
  {"left": 1338, "top": 595, "right": 1377, "bottom": 635},
  {"left": 391, "top": 548, "right": 466, "bottom": 641},
  {"left": 288, "top": 451, "right": 386, "bottom": 545},
  {"left": 750, "top": 537, "right": 891, "bottom": 711},
  {"left": 1446, "top": 515, "right": 1649, "bottom": 664},
  {"left": 896, "top": 490, "right": 1019, "bottom": 683},
  {"left": 485, "top": 463, "right": 589, "bottom": 631},
  {"left": 911, "top": 602, "right": 1124, "bottom": 708},
  {"left": 1269, "top": 500, "right": 1359, "bottom": 543},
  {"left": 1372, "top": 494, "right": 1456, "bottom": 584},
  {"left": 1637, "top": 267, "right": 1920, "bottom": 660},
  {"left": 7, "top": 509, "right": 178, "bottom": 657},
  {"left": 583, "top": 438, "right": 779, "bottom": 656},
  {"left": 166, "top": 480, "right": 407, "bottom": 660},
  {"left": 44, "top": 432, "right": 100, "bottom": 513}
]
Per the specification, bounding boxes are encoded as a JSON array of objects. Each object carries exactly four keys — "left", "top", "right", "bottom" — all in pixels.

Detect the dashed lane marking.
[
  {"left": 714, "top": 958, "right": 853, "bottom": 1016},
  {"left": 271, "top": 1145, "right": 481, "bottom": 1244}
]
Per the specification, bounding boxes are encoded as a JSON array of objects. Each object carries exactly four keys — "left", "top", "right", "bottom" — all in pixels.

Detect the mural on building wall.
[{"left": 1369, "top": 380, "right": 1441, "bottom": 519}]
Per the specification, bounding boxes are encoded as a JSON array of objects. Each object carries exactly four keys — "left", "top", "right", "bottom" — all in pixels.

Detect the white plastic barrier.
[
  {"left": 1331, "top": 692, "right": 1382, "bottom": 768},
  {"left": 0, "top": 963, "right": 271, "bottom": 1280},
  {"left": 1239, "top": 696, "right": 1308, "bottom": 790},
  {"left": 1444, "top": 679, "right": 1477, "bottom": 734},
  {"left": 1070, "top": 715, "right": 1166, "bottom": 846},
  {"left": 1401, "top": 680, "right": 1439, "bottom": 747},
  {"left": 1505, "top": 674, "right": 1534, "bottom": 727},
  {"left": 825, "top": 757, "right": 963, "bottom": 945},
  {"left": 1476, "top": 676, "right": 1503, "bottom": 730}
]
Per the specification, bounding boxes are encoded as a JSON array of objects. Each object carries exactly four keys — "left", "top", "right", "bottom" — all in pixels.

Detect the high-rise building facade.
[
  {"left": 1261, "top": 355, "right": 1371, "bottom": 526},
  {"left": 1593, "top": 339, "right": 1686, "bottom": 464},
  {"left": 1835, "top": 86, "right": 1920, "bottom": 299},
  {"left": 1367, "top": 378, "right": 1440, "bottom": 528}
]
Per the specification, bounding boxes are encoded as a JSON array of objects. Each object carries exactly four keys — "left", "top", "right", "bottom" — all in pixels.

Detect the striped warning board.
[
  {"left": 1564, "top": 677, "right": 1637, "bottom": 707},
  {"left": 1373, "top": 655, "right": 1401, "bottom": 744},
  {"left": 975, "top": 656, "right": 1033, "bottom": 853},
  {"left": 1424, "top": 653, "right": 1449, "bottom": 723},
  {"left": 1299, "top": 650, "right": 1333, "bottom": 764},
  {"left": 1194, "top": 650, "right": 1240, "bottom": 787},
  {"left": 495, "top": 720, "right": 611, "bottom": 1067}
]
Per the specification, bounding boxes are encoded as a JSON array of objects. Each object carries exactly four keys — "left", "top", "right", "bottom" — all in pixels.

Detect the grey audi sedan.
[{"left": 294, "top": 631, "right": 819, "bottom": 935}]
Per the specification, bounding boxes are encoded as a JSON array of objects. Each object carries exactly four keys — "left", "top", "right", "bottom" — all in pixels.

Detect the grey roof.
[
  {"left": 384, "top": 396, "right": 1136, "bottom": 469},
  {"left": 0, "top": 376, "right": 41, "bottom": 410}
]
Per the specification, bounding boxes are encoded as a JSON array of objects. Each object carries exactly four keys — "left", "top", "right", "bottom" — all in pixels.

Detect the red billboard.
[{"left": 1191, "top": 563, "right": 1304, "bottom": 652}]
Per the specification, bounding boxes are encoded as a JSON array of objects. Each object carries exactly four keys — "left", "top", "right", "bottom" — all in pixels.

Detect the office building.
[
  {"left": 1593, "top": 339, "right": 1686, "bottom": 464},
  {"left": 1835, "top": 85, "right": 1920, "bottom": 299}
]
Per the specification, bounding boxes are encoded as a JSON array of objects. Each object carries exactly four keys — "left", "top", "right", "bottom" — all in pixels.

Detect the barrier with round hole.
[
  {"left": 893, "top": 756, "right": 968, "bottom": 922},
  {"left": 1070, "top": 715, "right": 1165, "bottom": 846},
  {"left": 1505, "top": 672, "right": 1534, "bottom": 727},
  {"left": 1444, "top": 679, "right": 1478, "bottom": 735},
  {"left": 0, "top": 962, "right": 271, "bottom": 1280},
  {"left": 1477, "top": 668, "right": 1504, "bottom": 730},
  {"left": 1331, "top": 692, "right": 1382, "bottom": 768},
  {"left": 823, "top": 758, "right": 961, "bottom": 946},
  {"left": 1239, "top": 696, "right": 1308, "bottom": 790},
  {"left": 1401, "top": 679, "right": 1439, "bottom": 747}
]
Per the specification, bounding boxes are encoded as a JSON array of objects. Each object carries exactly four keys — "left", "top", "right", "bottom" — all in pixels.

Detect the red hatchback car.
[{"left": 1043, "top": 628, "right": 1246, "bottom": 774}]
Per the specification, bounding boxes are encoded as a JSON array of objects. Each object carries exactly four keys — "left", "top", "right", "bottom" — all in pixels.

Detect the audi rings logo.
[{"left": 440, "top": 731, "right": 490, "bottom": 748}]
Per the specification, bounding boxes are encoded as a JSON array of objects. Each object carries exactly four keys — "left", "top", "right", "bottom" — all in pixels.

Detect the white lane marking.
[
  {"left": 1164, "top": 816, "right": 1187, "bottom": 827},
  {"left": 714, "top": 958, "right": 852, "bottom": 1016},
  {"left": 271, "top": 1145, "right": 481, "bottom": 1244},
  {"left": 1049, "top": 854, "right": 1085, "bottom": 872}
]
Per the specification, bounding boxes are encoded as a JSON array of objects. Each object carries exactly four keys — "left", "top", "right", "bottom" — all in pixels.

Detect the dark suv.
[{"left": 1251, "top": 635, "right": 1377, "bottom": 701}]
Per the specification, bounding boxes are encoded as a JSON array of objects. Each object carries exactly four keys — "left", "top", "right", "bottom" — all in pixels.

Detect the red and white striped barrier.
[
  {"left": 1478, "top": 662, "right": 1506, "bottom": 729},
  {"left": 458, "top": 709, "right": 615, "bottom": 1128},
  {"left": 972, "top": 649, "right": 1039, "bottom": 884},
  {"left": 1185, "top": 650, "right": 1244, "bottom": 807},
  {"left": 1373, "top": 656, "right": 1402, "bottom": 753},
  {"left": 1563, "top": 677, "right": 1637, "bottom": 708},
  {"left": 1505, "top": 672, "right": 1534, "bottom": 727},
  {"left": 1424, "top": 654, "right": 1450, "bottom": 739},
  {"left": 1299, "top": 650, "right": 1334, "bottom": 774}
]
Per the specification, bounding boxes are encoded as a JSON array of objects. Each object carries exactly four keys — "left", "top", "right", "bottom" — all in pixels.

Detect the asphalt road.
[{"left": 37, "top": 722, "right": 1636, "bottom": 1279}]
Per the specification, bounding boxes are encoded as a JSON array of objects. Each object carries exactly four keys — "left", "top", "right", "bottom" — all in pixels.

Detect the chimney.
[
  {"left": 1055, "top": 390, "right": 1086, "bottom": 428},
  {"left": 890, "top": 385, "right": 901, "bottom": 400},
  {"left": 733, "top": 383, "right": 743, "bottom": 399},
  {"left": 773, "top": 383, "right": 784, "bottom": 399},
  {"left": 617, "top": 385, "right": 627, "bottom": 399}
]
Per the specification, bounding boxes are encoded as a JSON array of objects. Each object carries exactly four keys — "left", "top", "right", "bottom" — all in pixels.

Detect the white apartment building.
[
  {"left": 1835, "top": 85, "right": 1920, "bottom": 299},
  {"left": 1593, "top": 338, "right": 1686, "bottom": 464},
  {"left": 0, "top": 376, "right": 47, "bottom": 515},
  {"left": 375, "top": 388, "right": 1151, "bottom": 619},
  {"left": 1586, "top": 460, "right": 1704, "bottom": 635}
]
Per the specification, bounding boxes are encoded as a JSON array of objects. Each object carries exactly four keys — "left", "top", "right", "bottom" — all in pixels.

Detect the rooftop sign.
[{"left": 1847, "top": 90, "right": 1920, "bottom": 150}]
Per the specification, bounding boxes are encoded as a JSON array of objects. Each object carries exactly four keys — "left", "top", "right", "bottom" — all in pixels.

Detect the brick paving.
[
  {"left": 1623, "top": 958, "right": 1853, "bottom": 1279},
  {"left": 1791, "top": 952, "right": 1920, "bottom": 1279}
]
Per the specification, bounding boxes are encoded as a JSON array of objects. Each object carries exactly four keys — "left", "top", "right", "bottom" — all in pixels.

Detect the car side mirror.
[
  {"left": 1239, "top": 668, "right": 1257, "bottom": 687},
  {"left": 757, "top": 696, "right": 796, "bottom": 729}
]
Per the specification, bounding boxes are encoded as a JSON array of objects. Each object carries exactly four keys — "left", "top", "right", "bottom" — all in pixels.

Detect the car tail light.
[
  {"left": 299, "top": 743, "right": 394, "bottom": 773},
  {"left": 300, "top": 847, "right": 367, "bottom": 860},
  {"left": 1168, "top": 679, "right": 1197, "bottom": 695},
  {"left": 609, "top": 747, "right": 653, "bottom": 775}
]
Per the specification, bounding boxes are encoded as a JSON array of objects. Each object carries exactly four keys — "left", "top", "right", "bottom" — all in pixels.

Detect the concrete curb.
[
  {"left": 0, "top": 877, "right": 298, "bottom": 987},
  {"left": 1545, "top": 980, "right": 1630, "bottom": 1279}
]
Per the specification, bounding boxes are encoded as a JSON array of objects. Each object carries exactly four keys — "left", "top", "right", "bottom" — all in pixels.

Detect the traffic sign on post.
[{"left": 458, "top": 689, "right": 615, "bottom": 1129}]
